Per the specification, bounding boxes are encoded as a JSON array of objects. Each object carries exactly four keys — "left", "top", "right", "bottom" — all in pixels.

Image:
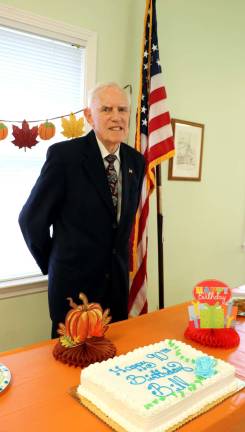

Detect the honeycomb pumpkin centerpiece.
[{"left": 53, "top": 293, "right": 116, "bottom": 367}]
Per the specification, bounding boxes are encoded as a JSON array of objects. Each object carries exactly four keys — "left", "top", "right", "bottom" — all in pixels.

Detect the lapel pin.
[{"left": 129, "top": 168, "right": 133, "bottom": 174}]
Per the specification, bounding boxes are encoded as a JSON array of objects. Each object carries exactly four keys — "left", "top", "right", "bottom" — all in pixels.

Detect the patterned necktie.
[{"left": 105, "top": 154, "right": 118, "bottom": 212}]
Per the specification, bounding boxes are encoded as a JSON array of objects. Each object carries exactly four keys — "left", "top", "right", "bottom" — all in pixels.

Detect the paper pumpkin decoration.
[
  {"left": 57, "top": 293, "right": 111, "bottom": 346},
  {"left": 53, "top": 292, "right": 116, "bottom": 367},
  {"left": 38, "top": 121, "right": 56, "bottom": 140},
  {"left": 12, "top": 120, "right": 39, "bottom": 149},
  {"left": 61, "top": 113, "right": 85, "bottom": 139},
  {"left": 0, "top": 122, "right": 8, "bottom": 140}
]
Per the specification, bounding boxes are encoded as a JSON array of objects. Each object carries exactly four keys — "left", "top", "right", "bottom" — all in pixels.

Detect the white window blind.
[
  {"left": 0, "top": 24, "right": 85, "bottom": 281},
  {"left": 0, "top": 25, "right": 85, "bottom": 120}
]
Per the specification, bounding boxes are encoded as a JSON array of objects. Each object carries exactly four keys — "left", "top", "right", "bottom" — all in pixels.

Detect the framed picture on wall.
[{"left": 168, "top": 119, "right": 204, "bottom": 181}]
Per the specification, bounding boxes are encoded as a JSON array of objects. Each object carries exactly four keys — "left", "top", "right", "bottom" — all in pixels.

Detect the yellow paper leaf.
[{"left": 61, "top": 113, "right": 85, "bottom": 138}]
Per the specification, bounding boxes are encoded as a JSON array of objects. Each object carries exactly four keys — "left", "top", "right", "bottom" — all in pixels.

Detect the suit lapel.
[
  {"left": 119, "top": 144, "right": 132, "bottom": 226},
  {"left": 80, "top": 131, "right": 115, "bottom": 216}
]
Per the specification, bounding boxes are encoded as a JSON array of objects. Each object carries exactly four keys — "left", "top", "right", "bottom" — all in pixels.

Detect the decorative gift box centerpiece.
[{"left": 184, "top": 279, "right": 240, "bottom": 348}]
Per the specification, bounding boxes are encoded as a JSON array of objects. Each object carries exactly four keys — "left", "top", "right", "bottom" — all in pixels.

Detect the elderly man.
[{"left": 19, "top": 82, "right": 145, "bottom": 337}]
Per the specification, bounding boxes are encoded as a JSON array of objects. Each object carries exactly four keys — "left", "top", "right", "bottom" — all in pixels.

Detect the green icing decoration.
[
  {"left": 168, "top": 340, "right": 174, "bottom": 347},
  {"left": 144, "top": 403, "right": 153, "bottom": 410},
  {"left": 195, "top": 376, "right": 205, "bottom": 384},
  {"left": 187, "top": 383, "right": 197, "bottom": 391}
]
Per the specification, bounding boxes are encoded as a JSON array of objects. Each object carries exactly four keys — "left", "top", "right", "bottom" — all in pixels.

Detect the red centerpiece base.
[{"left": 184, "top": 324, "right": 240, "bottom": 348}]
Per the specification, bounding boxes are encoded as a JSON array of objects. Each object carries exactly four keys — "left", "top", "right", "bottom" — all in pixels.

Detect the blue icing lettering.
[
  {"left": 148, "top": 375, "right": 190, "bottom": 397},
  {"left": 126, "top": 374, "right": 147, "bottom": 385},
  {"left": 125, "top": 361, "right": 156, "bottom": 372},
  {"left": 146, "top": 347, "right": 171, "bottom": 362},
  {"left": 146, "top": 368, "right": 168, "bottom": 381},
  {"left": 108, "top": 360, "right": 156, "bottom": 376},
  {"left": 108, "top": 366, "right": 127, "bottom": 376},
  {"left": 142, "top": 361, "right": 193, "bottom": 383},
  {"left": 148, "top": 382, "right": 173, "bottom": 397},
  {"left": 168, "top": 375, "right": 189, "bottom": 391},
  {"left": 166, "top": 361, "right": 193, "bottom": 373}
]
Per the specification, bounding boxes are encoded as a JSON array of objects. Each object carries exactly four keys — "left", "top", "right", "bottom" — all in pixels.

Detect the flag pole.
[
  {"left": 128, "top": 0, "right": 174, "bottom": 317},
  {"left": 156, "top": 165, "right": 164, "bottom": 309}
]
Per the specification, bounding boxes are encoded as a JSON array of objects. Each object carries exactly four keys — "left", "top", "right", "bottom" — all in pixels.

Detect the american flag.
[{"left": 128, "top": 0, "right": 175, "bottom": 317}]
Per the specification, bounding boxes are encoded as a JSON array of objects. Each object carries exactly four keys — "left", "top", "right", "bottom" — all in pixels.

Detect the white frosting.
[{"left": 77, "top": 339, "right": 238, "bottom": 432}]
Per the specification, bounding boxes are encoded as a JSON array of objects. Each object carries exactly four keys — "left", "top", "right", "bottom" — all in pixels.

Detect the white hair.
[{"left": 87, "top": 82, "right": 131, "bottom": 107}]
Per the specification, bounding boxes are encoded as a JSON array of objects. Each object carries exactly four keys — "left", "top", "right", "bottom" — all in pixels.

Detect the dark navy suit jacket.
[{"left": 19, "top": 130, "right": 145, "bottom": 325}]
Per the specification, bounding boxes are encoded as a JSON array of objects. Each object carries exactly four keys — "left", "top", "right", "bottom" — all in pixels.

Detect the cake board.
[{"left": 69, "top": 379, "right": 245, "bottom": 432}]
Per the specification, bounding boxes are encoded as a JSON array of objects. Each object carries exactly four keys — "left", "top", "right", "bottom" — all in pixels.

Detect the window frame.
[{"left": 0, "top": 4, "right": 97, "bottom": 298}]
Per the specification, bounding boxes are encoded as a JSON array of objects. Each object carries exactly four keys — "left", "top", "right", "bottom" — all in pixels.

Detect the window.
[{"left": 0, "top": 5, "right": 97, "bottom": 282}]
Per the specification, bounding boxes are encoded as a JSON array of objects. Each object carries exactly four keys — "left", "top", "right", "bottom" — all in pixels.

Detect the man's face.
[{"left": 85, "top": 86, "right": 130, "bottom": 152}]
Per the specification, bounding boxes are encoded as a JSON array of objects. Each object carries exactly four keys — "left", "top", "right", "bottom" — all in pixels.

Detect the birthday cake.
[{"left": 77, "top": 339, "right": 239, "bottom": 432}]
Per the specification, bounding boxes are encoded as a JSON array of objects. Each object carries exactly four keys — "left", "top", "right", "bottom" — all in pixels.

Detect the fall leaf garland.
[{"left": 0, "top": 112, "right": 85, "bottom": 149}]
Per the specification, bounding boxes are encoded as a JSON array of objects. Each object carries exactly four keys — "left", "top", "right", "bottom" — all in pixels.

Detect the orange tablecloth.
[{"left": 0, "top": 303, "right": 244, "bottom": 432}]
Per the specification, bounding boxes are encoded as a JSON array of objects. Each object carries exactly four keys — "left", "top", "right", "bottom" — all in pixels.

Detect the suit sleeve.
[{"left": 18, "top": 145, "right": 64, "bottom": 274}]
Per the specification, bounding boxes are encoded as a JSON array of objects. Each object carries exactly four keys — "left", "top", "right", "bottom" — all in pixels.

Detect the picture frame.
[{"left": 168, "top": 119, "right": 204, "bottom": 181}]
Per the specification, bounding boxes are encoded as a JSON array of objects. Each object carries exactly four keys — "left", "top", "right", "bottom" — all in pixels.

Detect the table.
[{"left": 0, "top": 303, "right": 244, "bottom": 432}]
